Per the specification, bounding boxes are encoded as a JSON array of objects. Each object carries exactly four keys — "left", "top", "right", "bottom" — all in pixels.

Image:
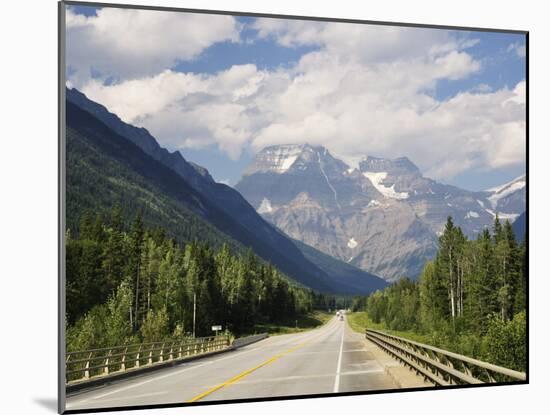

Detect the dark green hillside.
[
  {"left": 66, "top": 101, "right": 336, "bottom": 292},
  {"left": 67, "top": 110, "right": 240, "bottom": 254}
]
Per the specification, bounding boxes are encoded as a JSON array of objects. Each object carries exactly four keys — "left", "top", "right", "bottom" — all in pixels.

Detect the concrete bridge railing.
[{"left": 66, "top": 335, "right": 230, "bottom": 386}]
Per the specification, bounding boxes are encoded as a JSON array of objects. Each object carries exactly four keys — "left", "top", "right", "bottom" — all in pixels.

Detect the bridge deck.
[{"left": 66, "top": 316, "right": 426, "bottom": 410}]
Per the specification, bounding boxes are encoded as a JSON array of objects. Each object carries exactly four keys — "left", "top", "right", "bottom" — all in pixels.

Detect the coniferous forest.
[
  {"left": 351, "top": 216, "right": 527, "bottom": 372},
  {"left": 66, "top": 206, "right": 332, "bottom": 352}
]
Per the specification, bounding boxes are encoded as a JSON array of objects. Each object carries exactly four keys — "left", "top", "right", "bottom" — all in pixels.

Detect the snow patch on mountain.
[
  {"left": 257, "top": 197, "right": 273, "bottom": 214},
  {"left": 347, "top": 238, "right": 358, "bottom": 249},
  {"left": 498, "top": 212, "right": 520, "bottom": 221},
  {"left": 465, "top": 211, "right": 480, "bottom": 219},
  {"left": 367, "top": 200, "right": 382, "bottom": 208},
  {"left": 487, "top": 175, "right": 525, "bottom": 193},
  {"left": 487, "top": 176, "right": 526, "bottom": 209},
  {"left": 279, "top": 154, "right": 299, "bottom": 171},
  {"left": 363, "top": 172, "right": 409, "bottom": 199},
  {"left": 264, "top": 145, "right": 303, "bottom": 173},
  {"left": 483, "top": 208, "right": 520, "bottom": 222}
]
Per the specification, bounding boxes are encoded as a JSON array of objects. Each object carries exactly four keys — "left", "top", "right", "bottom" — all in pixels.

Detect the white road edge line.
[
  {"left": 333, "top": 320, "right": 345, "bottom": 393},
  {"left": 89, "top": 390, "right": 169, "bottom": 404}
]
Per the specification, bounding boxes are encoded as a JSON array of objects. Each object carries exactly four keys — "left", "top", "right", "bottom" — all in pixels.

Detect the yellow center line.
[{"left": 186, "top": 340, "right": 311, "bottom": 403}]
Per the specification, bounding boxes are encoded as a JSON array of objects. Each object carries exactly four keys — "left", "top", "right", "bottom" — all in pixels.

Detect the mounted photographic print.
[{"left": 58, "top": 1, "right": 528, "bottom": 413}]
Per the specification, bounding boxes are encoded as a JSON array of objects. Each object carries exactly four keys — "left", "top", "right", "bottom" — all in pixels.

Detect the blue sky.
[
  {"left": 66, "top": 5, "right": 526, "bottom": 191},
  {"left": 435, "top": 32, "right": 526, "bottom": 101}
]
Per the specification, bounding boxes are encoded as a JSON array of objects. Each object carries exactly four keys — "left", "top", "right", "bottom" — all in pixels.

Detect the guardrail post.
[
  {"left": 148, "top": 344, "right": 154, "bottom": 366},
  {"left": 65, "top": 354, "right": 71, "bottom": 382},
  {"left": 121, "top": 347, "right": 127, "bottom": 372},
  {"left": 161, "top": 343, "right": 166, "bottom": 362},
  {"left": 136, "top": 345, "right": 142, "bottom": 368},
  {"left": 485, "top": 368, "right": 497, "bottom": 383},
  {"left": 84, "top": 352, "right": 93, "bottom": 380},
  {"left": 104, "top": 349, "right": 112, "bottom": 375}
]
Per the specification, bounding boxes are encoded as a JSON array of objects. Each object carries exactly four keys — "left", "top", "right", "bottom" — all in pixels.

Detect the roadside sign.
[{"left": 212, "top": 325, "right": 222, "bottom": 331}]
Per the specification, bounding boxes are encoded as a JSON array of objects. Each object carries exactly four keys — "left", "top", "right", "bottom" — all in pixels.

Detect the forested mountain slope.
[
  {"left": 66, "top": 101, "right": 339, "bottom": 292},
  {"left": 66, "top": 93, "right": 388, "bottom": 294}
]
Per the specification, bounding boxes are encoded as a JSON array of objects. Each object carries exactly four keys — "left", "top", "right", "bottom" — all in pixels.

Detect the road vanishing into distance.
[{"left": 66, "top": 316, "right": 399, "bottom": 410}]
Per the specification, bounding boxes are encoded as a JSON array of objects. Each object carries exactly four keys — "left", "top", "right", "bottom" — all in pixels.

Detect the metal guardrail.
[
  {"left": 366, "top": 329, "right": 526, "bottom": 385},
  {"left": 66, "top": 335, "right": 230, "bottom": 384}
]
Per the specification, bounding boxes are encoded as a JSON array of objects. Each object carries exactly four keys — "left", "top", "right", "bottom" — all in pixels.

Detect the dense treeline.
[
  {"left": 66, "top": 207, "right": 318, "bottom": 352},
  {"left": 352, "top": 216, "right": 527, "bottom": 371}
]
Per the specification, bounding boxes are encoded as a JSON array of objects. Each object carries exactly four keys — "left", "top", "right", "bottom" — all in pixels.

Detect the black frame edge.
[
  {"left": 62, "top": 0, "right": 528, "bottom": 34},
  {"left": 58, "top": 1, "right": 67, "bottom": 413}
]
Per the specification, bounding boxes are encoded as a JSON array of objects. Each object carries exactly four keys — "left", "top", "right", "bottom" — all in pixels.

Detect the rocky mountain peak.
[
  {"left": 244, "top": 143, "right": 346, "bottom": 176},
  {"left": 359, "top": 155, "right": 420, "bottom": 176},
  {"left": 237, "top": 145, "right": 526, "bottom": 282}
]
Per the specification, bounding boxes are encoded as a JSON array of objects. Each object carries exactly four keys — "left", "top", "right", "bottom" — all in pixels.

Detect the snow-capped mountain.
[
  {"left": 241, "top": 144, "right": 379, "bottom": 211},
  {"left": 236, "top": 144, "right": 526, "bottom": 282}
]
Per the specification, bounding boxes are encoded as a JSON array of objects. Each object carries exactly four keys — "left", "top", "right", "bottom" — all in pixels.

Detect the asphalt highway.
[{"left": 66, "top": 316, "right": 398, "bottom": 410}]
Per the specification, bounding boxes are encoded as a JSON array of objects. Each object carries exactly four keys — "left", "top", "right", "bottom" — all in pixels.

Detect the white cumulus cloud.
[
  {"left": 66, "top": 7, "right": 240, "bottom": 87},
  {"left": 74, "top": 15, "right": 525, "bottom": 182}
]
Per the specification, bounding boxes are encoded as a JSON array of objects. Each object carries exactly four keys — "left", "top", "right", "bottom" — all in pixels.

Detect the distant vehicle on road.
[{"left": 339, "top": 315, "right": 344, "bottom": 321}]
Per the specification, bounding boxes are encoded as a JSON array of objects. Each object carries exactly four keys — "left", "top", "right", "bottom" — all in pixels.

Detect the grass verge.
[
  {"left": 254, "top": 310, "right": 333, "bottom": 336},
  {"left": 347, "top": 311, "right": 430, "bottom": 344}
]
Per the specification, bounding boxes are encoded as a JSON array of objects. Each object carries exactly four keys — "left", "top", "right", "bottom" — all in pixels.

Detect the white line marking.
[
  {"left": 333, "top": 321, "right": 345, "bottom": 393},
  {"left": 90, "top": 391, "right": 168, "bottom": 403},
  {"left": 234, "top": 369, "right": 385, "bottom": 386}
]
